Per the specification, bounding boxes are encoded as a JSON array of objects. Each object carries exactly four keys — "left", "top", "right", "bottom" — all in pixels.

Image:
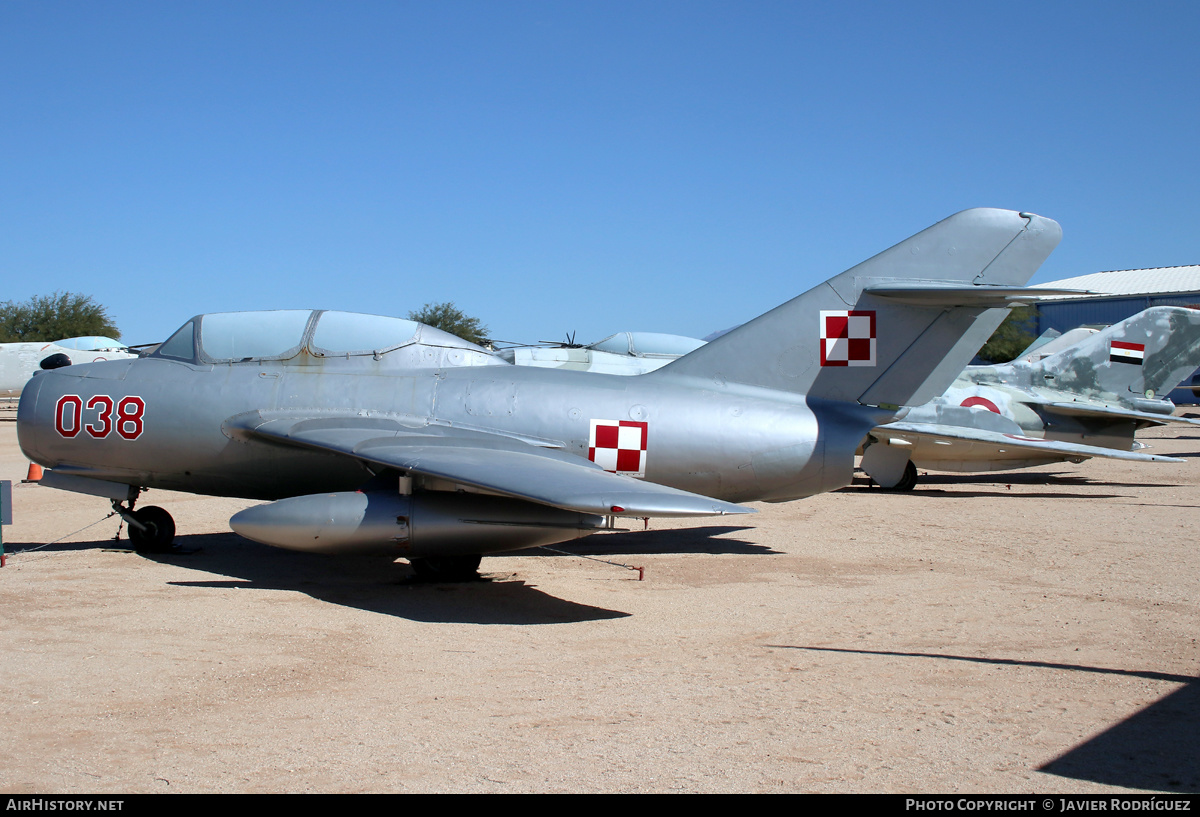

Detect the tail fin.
[
  {"left": 1032, "top": 306, "right": 1200, "bottom": 403},
  {"left": 651, "top": 208, "right": 1062, "bottom": 409}
]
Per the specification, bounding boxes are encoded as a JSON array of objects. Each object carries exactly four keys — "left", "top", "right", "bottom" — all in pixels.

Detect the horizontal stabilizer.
[{"left": 863, "top": 284, "right": 1093, "bottom": 306}]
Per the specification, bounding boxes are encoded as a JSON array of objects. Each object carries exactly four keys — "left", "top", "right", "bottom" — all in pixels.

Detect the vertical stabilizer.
[
  {"left": 1033, "top": 306, "right": 1200, "bottom": 403},
  {"left": 653, "top": 208, "right": 1062, "bottom": 409}
]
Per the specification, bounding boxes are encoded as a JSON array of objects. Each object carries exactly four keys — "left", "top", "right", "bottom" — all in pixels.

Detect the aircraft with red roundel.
[{"left": 858, "top": 306, "right": 1200, "bottom": 490}]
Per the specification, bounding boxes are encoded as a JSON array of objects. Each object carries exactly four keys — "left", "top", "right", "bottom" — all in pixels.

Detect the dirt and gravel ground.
[{"left": 0, "top": 405, "right": 1197, "bottom": 793}]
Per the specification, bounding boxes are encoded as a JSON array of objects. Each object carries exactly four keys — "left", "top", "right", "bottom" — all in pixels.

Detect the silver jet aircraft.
[
  {"left": 859, "top": 306, "right": 1200, "bottom": 489},
  {"left": 18, "top": 208, "right": 1061, "bottom": 579}
]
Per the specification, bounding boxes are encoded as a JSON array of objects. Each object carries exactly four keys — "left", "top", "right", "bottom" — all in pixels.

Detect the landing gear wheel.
[
  {"left": 127, "top": 506, "right": 176, "bottom": 553},
  {"left": 883, "top": 461, "right": 919, "bottom": 492},
  {"left": 409, "top": 555, "right": 483, "bottom": 582}
]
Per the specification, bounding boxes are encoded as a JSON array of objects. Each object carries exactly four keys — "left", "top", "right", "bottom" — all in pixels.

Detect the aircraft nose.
[{"left": 16, "top": 370, "right": 47, "bottom": 461}]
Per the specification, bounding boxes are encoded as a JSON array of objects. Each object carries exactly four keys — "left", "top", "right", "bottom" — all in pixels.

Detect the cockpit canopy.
[
  {"left": 152, "top": 310, "right": 497, "bottom": 367},
  {"left": 53, "top": 336, "right": 130, "bottom": 352}
]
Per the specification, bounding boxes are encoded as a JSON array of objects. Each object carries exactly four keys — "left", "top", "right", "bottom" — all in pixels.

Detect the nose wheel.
[{"left": 112, "top": 500, "right": 177, "bottom": 553}]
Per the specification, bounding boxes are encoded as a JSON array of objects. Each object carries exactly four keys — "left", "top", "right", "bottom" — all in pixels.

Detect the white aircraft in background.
[
  {"left": 498, "top": 332, "right": 705, "bottom": 375},
  {"left": 1, "top": 336, "right": 138, "bottom": 399}
]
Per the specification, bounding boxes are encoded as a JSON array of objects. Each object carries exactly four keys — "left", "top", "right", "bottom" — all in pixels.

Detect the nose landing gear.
[{"left": 111, "top": 499, "right": 176, "bottom": 553}]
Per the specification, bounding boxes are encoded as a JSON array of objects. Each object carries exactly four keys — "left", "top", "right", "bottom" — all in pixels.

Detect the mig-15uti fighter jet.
[
  {"left": 19, "top": 208, "right": 1063, "bottom": 580},
  {"left": 859, "top": 306, "right": 1200, "bottom": 490}
]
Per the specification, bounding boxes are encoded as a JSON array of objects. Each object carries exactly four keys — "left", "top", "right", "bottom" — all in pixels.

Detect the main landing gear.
[
  {"left": 860, "top": 442, "right": 920, "bottom": 492},
  {"left": 408, "top": 555, "right": 483, "bottom": 582},
  {"left": 881, "top": 461, "right": 919, "bottom": 492},
  {"left": 111, "top": 499, "right": 177, "bottom": 553}
]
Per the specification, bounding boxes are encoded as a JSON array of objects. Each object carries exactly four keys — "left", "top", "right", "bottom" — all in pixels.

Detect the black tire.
[
  {"left": 128, "top": 506, "right": 176, "bottom": 553},
  {"left": 409, "top": 555, "right": 483, "bottom": 582},
  {"left": 883, "top": 461, "right": 919, "bottom": 492}
]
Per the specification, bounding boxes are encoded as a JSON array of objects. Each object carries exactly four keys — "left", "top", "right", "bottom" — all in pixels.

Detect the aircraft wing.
[
  {"left": 225, "top": 412, "right": 753, "bottom": 518},
  {"left": 877, "top": 421, "right": 1185, "bottom": 463},
  {"left": 1039, "top": 402, "right": 1200, "bottom": 426}
]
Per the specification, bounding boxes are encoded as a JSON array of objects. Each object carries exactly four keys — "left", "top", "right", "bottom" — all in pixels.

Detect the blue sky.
[{"left": 2, "top": 1, "right": 1198, "bottom": 346}]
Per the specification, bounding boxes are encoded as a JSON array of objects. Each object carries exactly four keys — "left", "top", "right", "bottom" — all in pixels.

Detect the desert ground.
[{"left": 0, "top": 405, "right": 1197, "bottom": 794}]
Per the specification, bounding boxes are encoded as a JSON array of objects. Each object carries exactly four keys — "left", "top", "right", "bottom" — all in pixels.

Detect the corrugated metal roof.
[{"left": 1033, "top": 265, "right": 1200, "bottom": 300}]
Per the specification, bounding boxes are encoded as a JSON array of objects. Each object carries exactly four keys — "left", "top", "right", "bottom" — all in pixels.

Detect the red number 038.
[{"left": 55, "top": 394, "right": 145, "bottom": 440}]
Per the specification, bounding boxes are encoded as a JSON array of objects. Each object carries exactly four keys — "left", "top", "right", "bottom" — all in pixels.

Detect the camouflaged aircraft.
[
  {"left": 18, "top": 208, "right": 1063, "bottom": 579},
  {"left": 859, "top": 306, "right": 1200, "bottom": 490}
]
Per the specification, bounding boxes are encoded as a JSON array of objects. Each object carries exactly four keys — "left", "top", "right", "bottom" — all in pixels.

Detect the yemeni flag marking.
[{"left": 1110, "top": 340, "right": 1145, "bottom": 365}]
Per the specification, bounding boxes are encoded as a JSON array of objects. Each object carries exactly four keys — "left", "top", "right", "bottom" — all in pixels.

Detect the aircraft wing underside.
[
  {"left": 875, "top": 421, "right": 1185, "bottom": 465},
  {"left": 1039, "top": 402, "right": 1200, "bottom": 426},
  {"left": 226, "top": 412, "right": 753, "bottom": 518}
]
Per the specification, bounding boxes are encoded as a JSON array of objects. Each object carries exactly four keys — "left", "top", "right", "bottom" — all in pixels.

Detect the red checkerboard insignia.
[
  {"left": 820, "top": 310, "right": 876, "bottom": 367},
  {"left": 588, "top": 419, "right": 648, "bottom": 477}
]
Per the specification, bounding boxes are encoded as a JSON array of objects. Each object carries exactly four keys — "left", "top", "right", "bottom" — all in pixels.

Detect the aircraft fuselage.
[{"left": 18, "top": 354, "right": 884, "bottom": 505}]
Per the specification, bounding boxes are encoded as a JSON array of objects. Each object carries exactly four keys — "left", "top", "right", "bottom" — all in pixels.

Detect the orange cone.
[{"left": 24, "top": 462, "right": 42, "bottom": 483}]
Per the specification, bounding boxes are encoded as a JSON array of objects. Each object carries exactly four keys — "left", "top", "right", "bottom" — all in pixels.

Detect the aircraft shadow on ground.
[
  {"left": 9, "top": 524, "right": 763, "bottom": 623},
  {"left": 1038, "top": 682, "right": 1200, "bottom": 792},
  {"left": 779, "top": 646, "right": 1199, "bottom": 792},
  {"left": 8, "top": 533, "right": 125, "bottom": 555},
  {"left": 911, "top": 473, "right": 1177, "bottom": 489},
  {"left": 841, "top": 471, "right": 1177, "bottom": 500},
  {"left": 26, "top": 531, "right": 630, "bottom": 625}
]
